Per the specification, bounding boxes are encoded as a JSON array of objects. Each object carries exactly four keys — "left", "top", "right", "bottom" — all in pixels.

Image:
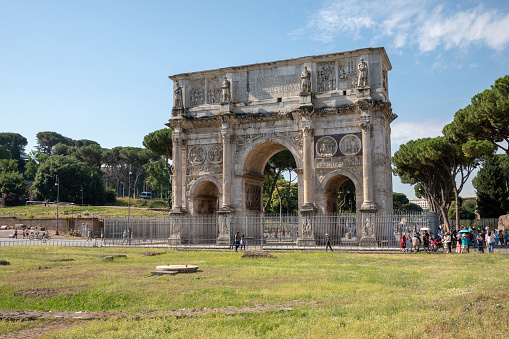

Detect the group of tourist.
[{"left": 401, "top": 226, "right": 508, "bottom": 253}]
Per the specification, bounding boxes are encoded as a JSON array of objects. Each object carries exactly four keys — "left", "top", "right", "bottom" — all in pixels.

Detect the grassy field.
[
  {"left": 0, "top": 199, "right": 170, "bottom": 218},
  {"left": 0, "top": 247, "right": 508, "bottom": 338}
]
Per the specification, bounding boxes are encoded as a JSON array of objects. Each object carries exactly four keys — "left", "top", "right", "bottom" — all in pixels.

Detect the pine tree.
[{"left": 474, "top": 155, "right": 509, "bottom": 218}]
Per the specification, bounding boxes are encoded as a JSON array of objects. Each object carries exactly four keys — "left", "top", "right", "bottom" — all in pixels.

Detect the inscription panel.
[
  {"left": 247, "top": 68, "right": 301, "bottom": 101},
  {"left": 315, "top": 156, "right": 362, "bottom": 168},
  {"left": 233, "top": 72, "right": 248, "bottom": 102}
]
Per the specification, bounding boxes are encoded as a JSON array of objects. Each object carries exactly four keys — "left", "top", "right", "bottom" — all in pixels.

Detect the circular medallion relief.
[
  {"left": 189, "top": 146, "right": 206, "bottom": 164},
  {"left": 316, "top": 136, "right": 338, "bottom": 158},
  {"left": 207, "top": 145, "right": 223, "bottom": 164},
  {"left": 339, "top": 134, "right": 362, "bottom": 156}
]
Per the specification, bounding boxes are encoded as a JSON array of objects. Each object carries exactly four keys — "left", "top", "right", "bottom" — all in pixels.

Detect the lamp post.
[
  {"left": 127, "top": 166, "right": 132, "bottom": 245},
  {"left": 55, "top": 175, "right": 60, "bottom": 235},
  {"left": 80, "top": 185, "right": 84, "bottom": 206}
]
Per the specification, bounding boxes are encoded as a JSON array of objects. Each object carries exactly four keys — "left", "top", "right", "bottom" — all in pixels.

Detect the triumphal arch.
[{"left": 166, "top": 47, "right": 397, "bottom": 245}]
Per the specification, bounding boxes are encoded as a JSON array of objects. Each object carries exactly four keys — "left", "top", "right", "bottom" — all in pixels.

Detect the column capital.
[
  {"left": 302, "top": 126, "right": 315, "bottom": 137},
  {"left": 360, "top": 117, "right": 371, "bottom": 133}
]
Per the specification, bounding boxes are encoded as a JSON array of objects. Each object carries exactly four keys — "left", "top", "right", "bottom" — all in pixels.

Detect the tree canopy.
[
  {"left": 263, "top": 150, "right": 296, "bottom": 213},
  {"left": 143, "top": 128, "right": 173, "bottom": 179},
  {"left": 31, "top": 155, "right": 106, "bottom": 205},
  {"left": 472, "top": 154, "right": 509, "bottom": 218},
  {"left": 0, "top": 132, "right": 27, "bottom": 171},
  {"left": 444, "top": 75, "right": 509, "bottom": 155},
  {"left": 0, "top": 159, "right": 25, "bottom": 206}
]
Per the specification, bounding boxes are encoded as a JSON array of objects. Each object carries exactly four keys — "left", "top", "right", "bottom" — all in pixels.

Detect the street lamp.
[
  {"left": 55, "top": 175, "right": 60, "bottom": 235},
  {"left": 127, "top": 166, "right": 132, "bottom": 245},
  {"left": 80, "top": 185, "right": 83, "bottom": 206}
]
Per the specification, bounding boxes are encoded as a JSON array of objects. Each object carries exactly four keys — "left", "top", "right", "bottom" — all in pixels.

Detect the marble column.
[
  {"left": 360, "top": 115, "right": 377, "bottom": 211},
  {"left": 220, "top": 123, "right": 233, "bottom": 211},
  {"left": 301, "top": 125, "right": 315, "bottom": 211},
  {"left": 171, "top": 127, "right": 185, "bottom": 213}
]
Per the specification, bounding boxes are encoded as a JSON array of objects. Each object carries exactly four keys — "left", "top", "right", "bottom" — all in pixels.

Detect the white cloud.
[
  {"left": 391, "top": 120, "right": 447, "bottom": 151},
  {"left": 296, "top": 1, "right": 509, "bottom": 53}
]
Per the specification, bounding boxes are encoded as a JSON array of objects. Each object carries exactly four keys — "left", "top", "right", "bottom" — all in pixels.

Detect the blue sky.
[{"left": 1, "top": 0, "right": 509, "bottom": 199}]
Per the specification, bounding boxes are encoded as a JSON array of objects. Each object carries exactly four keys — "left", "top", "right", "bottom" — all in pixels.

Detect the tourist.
[
  {"left": 35, "top": 227, "right": 40, "bottom": 239},
  {"left": 101, "top": 228, "right": 104, "bottom": 241},
  {"left": 433, "top": 236, "right": 441, "bottom": 252},
  {"left": 13, "top": 229, "right": 18, "bottom": 239},
  {"left": 400, "top": 233, "right": 406, "bottom": 253},
  {"left": 240, "top": 235, "right": 246, "bottom": 251},
  {"left": 444, "top": 232, "right": 452, "bottom": 253},
  {"left": 123, "top": 229, "right": 127, "bottom": 243},
  {"left": 87, "top": 229, "right": 92, "bottom": 241},
  {"left": 234, "top": 231, "right": 241, "bottom": 252},
  {"left": 461, "top": 233, "right": 469, "bottom": 253},
  {"left": 412, "top": 234, "right": 420, "bottom": 253},
  {"left": 494, "top": 230, "right": 499, "bottom": 246},
  {"left": 423, "top": 231, "right": 430, "bottom": 253},
  {"left": 406, "top": 232, "right": 412, "bottom": 252},
  {"left": 486, "top": 231, "right": 495, "bottom": 253},
  {"left": 477, "top": 231, "right": 485, "bottom": 254},
  {"left": 326, "top": 233, "right": 333, "bottom": 252},
  {"left": 456, "top": 232, "right": 462, "bottom": 254}
]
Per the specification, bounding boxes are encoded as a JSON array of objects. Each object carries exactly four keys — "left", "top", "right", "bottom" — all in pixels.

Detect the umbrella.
[
  {"left": 459, "top": 229, "right": 471, "bottom": 233},
  {"left": 420, "top": 227, "right": 430, "bottom": 232}
]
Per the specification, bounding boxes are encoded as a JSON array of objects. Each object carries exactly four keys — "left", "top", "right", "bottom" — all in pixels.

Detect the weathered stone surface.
[{"left": 166, "top": 48, "right": 395, "bottom": 246}]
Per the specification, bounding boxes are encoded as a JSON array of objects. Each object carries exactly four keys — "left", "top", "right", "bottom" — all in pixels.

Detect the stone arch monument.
[{"left": 166, "top": 47, "right": 397, "bottom": 245}]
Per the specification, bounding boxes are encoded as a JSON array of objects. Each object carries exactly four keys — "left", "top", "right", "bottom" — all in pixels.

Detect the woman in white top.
[{"left": 486, "top": 231, "right": 495, "bottom": 253}]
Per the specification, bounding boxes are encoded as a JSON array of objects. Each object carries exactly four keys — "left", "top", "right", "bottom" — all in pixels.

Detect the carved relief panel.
[
  {"left": 245, "top": 183, "right": 261, "bottom": 211},
  {"left": 207, "top": 77, "right": 221, "bottom": 104},
  {"left": 207, "top": 145, "right": 223, "bottom": 164},
  {"left": 189, "top": 79, "right": 205, "bottom": 106},
  {"left": 314, "top": 133, "right": 362, "bottom": 158},
  {"left": 338, "top": 59, "right": 357, "bottom": 90},
  {"left": 317, "top": 62, "right": 336, "bottom": 92},
  {"left": 316, "top": 136, "right": 338, "bottom": 158},
  {"left": 383, "top": 69, "right": 388, "bottom": 93},
  {"left": 339, "top": 134, "right": 361, "bottom": 156},
  {"left": 189, "top": 146, "right": 206, "bottom": 165}
]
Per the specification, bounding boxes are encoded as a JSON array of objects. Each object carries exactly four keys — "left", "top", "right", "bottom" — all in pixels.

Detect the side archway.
[
  {"left": 319, "top": 169, "right": 362, "bottom": 214},
  {"left": 188, "top": 176, "right": 222, "bottom": 214}
]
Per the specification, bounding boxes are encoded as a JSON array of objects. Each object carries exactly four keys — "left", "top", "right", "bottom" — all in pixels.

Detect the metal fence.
[
  {"left": 0, "top": 239, "right": 100, "bottom": 247},
  {"left": 100, "top": 212, "right": 438, "bottom": 250},
  {"left": 447, "top": 218, "right": 499, "bottom": 230}
]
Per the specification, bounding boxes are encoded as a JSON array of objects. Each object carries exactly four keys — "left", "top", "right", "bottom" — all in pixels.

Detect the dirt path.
[{"left": 0, "top": 300, "right": 316, "bottom": 338}]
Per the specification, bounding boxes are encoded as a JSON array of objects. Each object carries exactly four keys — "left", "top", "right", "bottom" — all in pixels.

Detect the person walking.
[
  {"left": 240, "top": 235, "right": 246, "bottom": 251},
  {"left": 326, "top": 233, "right": 333, "bottom": 252},
  {"left": 406, "top": 232, "right": 412, "bottom": 252},
  {"left": 234, "top": 231, "right": 241, "bottom": 252},
  {"left": 400, "top": 233, "right": 406, "bottom": 253}
]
